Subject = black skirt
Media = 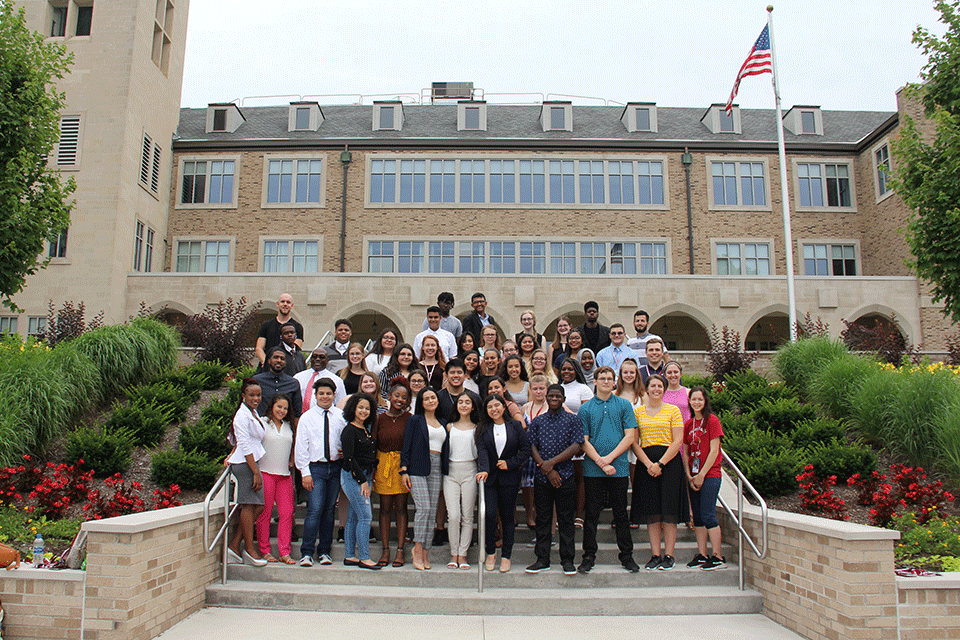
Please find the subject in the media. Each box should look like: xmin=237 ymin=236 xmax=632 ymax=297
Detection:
xmin=631 ymin=445 xmax=688 ymax=525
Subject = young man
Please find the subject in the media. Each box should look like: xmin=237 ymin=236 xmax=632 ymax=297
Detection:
xmin=526 ymin=384 xmax=584 ymax=575
xmin=576 ymin=301 xmax=610 ymax=354
xmin=295 ymin=378 xmax=345 ymax=567
xmin=324 ymin=319 xmax=352 ymax=374
xmin=437 ymin=359 xmax=481 ymax=420
xmin=421 ymin=292 xmax=462 ymax=339
xmin=254 ymin=293 xmax=303 ymax=369
xmin=253 ymin=347 xmax=303 ymax=424
xmin=461 ymin=292 xmax=496 ymax=344
xmin=577 ymin=366 xmax=639 ymax=573
xmin=639 ymin=337 xmax=667 ymax=384
xmin=414 ymin=306 xmax=458 ymax=362
xmin=279 ymin=324 xmax=307 ymax=376
xmin=595 ymin=323 xmax=637 ymax=374
xmin=294 ymin=348 xmax=347 ymax=412
xmin=626 ymin=310 xmax=661 ymax=366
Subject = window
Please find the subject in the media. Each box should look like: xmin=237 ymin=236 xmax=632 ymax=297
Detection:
xmin=490 ymin=242 xmax=516 ymax=274
xmin=399 ymin=160 xmax=426 ymax=203
xmin=519 ymin=242 xmax=546 ymax=274
xmin=797 ymin=162 xmax=851 ymax=208
xmin=180 ymin=159 xmax=235 ymax=205
xmin=295 ymin=107 xmax=310 ymax=130
xmin=428 ymin=241 xmax=455 ymax=273
xmin=212 ymin=109 xmax=227 ymax=132
xmin=429 ymin=160 xmax=455 ymax=203
xmin=459 ymin=160 xmax=485 ymax=203
xmin=719 ymin=110 xmax=734 ymax=132
xmin=28 ymin=317 xmax=46 ymax=337
xmin=368 ymin=241 xmax=394 ymax=273
xmin=140 ymin=135 xmax=153 ymax=188
xmin=175 ymin=240 xmax=230 ymax=273
xmin=578 ymin=161 xmax=604 ymax=204
xmin=263 ymin=240 xmax=319 ymax=273
xmin=637 ymin=161 xmax=664 ymax=205
xmin=144 ymin=228 xmax=154 ymax=272
xmin=397 ymin=242 xmax=424 ymax=273
xmin=549 ymin=161 xmax=575 ymax=204
xmin=489 ymin=160 xmax=515 ymax=203
xmin=580 ymin=242 xmax=607 ymax=274
xmin=458 ymin=242 xmax=484 ymax=274
xmin=464 ymin=107 xmax=480 ymax=130
xmin=803 ymin=243 xmax=856 ymax=276
xmin=550 ymin=107 xmax=565 ymax=130
xmin=151 ymin=0 xmax=174 ymax=74
xmin=267 ymin=159 xmax=322 ymax=204
xmin=608 ymin=161 xmax=634 ymax=204
xmin=638 ymin=242 xmax=667 ymax=274
xmin=711 ymin=161 xmax=766 ymax=207
xmin=550 ymin=242 xmax=576 ymax=274
xmin=48 ymin=228 xmax=67 ymax=259
xmin=519 ymin=160 xmax=546 ymax=203
xmin=636 ymin=107 xmax=651 ymax=131
xmin=379 ymin=106 xmax=394 ymax=130
xmin=134 ymin=221 xmax=144 ymax=271
xmin=50 ymin=4 xmax=67 ymax=37
xmin=801 ymin=111 xmax=816 ymax=134
xmin=75 ymin=4 xmax=92 ymax=36
xmin=875 ymin=144 xmax=891 ymax=197
xmin=716 ymin=242 xmax=770 ymax=276
xmin=57 ymin=115 xmax=80 ymax=166
xmin=0 ymin=317 xmax=17 ymax=334
xmin=370 ymin=159 xmax=396 ymax=203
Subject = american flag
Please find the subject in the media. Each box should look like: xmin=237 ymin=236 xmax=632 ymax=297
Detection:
xmin=725 ymin=25 xmax=772 ymax=114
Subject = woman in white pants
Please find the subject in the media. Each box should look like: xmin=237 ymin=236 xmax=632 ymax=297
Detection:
xmin=441 ymin=393 xmax=480 ymax=569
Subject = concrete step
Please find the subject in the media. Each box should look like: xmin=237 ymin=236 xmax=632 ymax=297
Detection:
xmin=206 ymin=581 xmax=762 ymax=615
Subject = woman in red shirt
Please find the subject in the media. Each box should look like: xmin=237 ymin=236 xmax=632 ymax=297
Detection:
xmin=682 ymin=386 xmax=725 ymax=571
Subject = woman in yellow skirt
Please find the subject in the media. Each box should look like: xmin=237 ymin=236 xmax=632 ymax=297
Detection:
xmin=373 ymin=380 xmax=412 ymax=567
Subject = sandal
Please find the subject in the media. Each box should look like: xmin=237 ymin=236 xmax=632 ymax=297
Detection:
xmin=278 ymin=555 xmax=296 ymax=565
xmin=393 ymin=548 xmax=405 ymax=568
xmin=378 ymin=548 xmax=391 ymax=568
xmin=262 ymin=553 xmax=278 ymax=563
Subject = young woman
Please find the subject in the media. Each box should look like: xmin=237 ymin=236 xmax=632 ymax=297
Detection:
xmin=476 ymin=394 xmax=531 ymax=573
xmin=683 ymin=386 xmax=726 ymax=570
xmin=662 ymin=362 xmax=691 ymax=423
xmin=407 ymin=369 xmax=428 ymax=414
xmin=366 ymin=328 xmax=398 ymax=375
xmin=517 ymin=333 xmax=538 ymax=372
xmin=255 ymin=393 xmax=296 ymax=564
xmin=520 ymin=374 xmax=550 ymax=531
xmin=339 ymin=342 xmax=369 ymax=395
xmin=501 ymin=340 xmax=519 ymax=359
xmin=226 ymin=379 xmax=267 ymax=567
xmin=500 ymin=354 xmax=530 ymax=405
xmin=338 ymin=371 xmax=386 ymax=413
xmin=547 ymin=315 xmax=572 ymax=367
xmin=557 ymin=357 xmax=594 ymax=413
xmin=631 ymin=374 xmax=686 ymax=571
xmin=514 ymin=310 xmax=545 ymax=352
xmin=462 ymin=350 xmax=481 ymax=394
xmin=374 ymin=382 xmax=411 ymax=567
xmin=401 ymin=387 xmax=446 ymax=570
xmin=528 ymin=349 xmax=558 ymax=384
xmin=481 ymin=376 xmax=524 ymax=422
xmin=441 ymin=393 xmax=480 ymax=570
xmin=458 ymin=332 xmax=477 ymax=356
xmin=339 ymin=393 xmax=381 ymax=570
xmin=577 ymin=348 xmax=597 ymax=388
xmin=479 ymin=347 xmax=502 ymax=382
xmin=379 ymin=343 xmax=421 ymax=401
xmin=554 ymin=328 xmax=585 ymax=372
xmin=616 ymin=359 xmax=646 ymax=497
xmin=418 ymin=334 xmax=446 ymax=391
xmin=480 ymin=325 xmax=501 ymax=354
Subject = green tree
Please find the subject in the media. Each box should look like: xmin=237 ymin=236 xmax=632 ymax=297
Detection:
xmin=0 ymin=0 xmax=74 ymax=312
xmin=893 ymin=1 xmax=960 ymax=322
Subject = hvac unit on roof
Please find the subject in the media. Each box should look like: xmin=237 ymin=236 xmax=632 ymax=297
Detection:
xmin=432 ymin=82 xmax=474 ymax=101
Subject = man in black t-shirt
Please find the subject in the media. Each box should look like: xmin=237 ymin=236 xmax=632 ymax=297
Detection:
xmin=255 ymin=293 xmax=304 ymax=369
xmin=577 ymin=300 xmax=610 ymax=354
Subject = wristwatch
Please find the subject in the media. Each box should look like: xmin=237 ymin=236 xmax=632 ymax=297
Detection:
xmin=656 ymin=461 xmax=665 ymax=470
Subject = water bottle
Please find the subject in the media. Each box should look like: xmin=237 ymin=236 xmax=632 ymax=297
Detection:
xmin=32 ymin=534 xmax=44 ymax=565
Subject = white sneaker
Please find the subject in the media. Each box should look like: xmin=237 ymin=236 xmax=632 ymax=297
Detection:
xmin=318 ymin=554 xmax=334 ymax=565
xmin=299 ymin=555 xmax=314 ymax=567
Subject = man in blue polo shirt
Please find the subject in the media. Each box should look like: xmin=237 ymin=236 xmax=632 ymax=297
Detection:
xmin=577 ymin=366 xmax=639 ymax=573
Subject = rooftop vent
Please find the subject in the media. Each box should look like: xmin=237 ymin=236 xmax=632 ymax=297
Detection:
xmin=432 ymin=82 xmax=474 ymax=101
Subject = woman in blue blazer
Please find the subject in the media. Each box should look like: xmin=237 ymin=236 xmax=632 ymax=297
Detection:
xmin=475 ymin=393 xmax=530 ymax=573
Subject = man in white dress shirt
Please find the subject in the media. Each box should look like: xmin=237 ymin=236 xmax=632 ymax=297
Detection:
xmin=413 ymin=306 xmax=458 ymax=362
xmin=294 ymin=349 xmax=347 ymax=413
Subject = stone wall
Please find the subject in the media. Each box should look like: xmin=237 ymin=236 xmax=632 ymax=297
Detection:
xmin=0 ymin=568 xmax=84 ymax=640
xmin=898 ymin=576 xmax=960 ymax=640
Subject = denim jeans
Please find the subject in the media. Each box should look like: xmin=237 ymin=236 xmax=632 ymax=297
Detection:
xmin=341 ymin=468 xmax=373 ymax=561
xmin=690 ymin=476 xmax=721 ymax=529
xmin=300 ymin=461 xmax=341 ymax=559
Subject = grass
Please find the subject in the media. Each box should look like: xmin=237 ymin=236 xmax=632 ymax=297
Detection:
xmin=772 ymin=337 xmax=849 ymax=399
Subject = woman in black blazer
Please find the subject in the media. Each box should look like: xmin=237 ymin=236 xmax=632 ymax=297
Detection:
xmin=475 ymin=393 xmax=530 ymax=573
xmin=400 ymin=387 xmax=446 ymax=570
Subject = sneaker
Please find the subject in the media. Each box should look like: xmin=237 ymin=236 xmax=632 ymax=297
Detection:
xmin=657 ymin=555 xmax=675 ymax=571
xmin=337 ymin=527 xmax=345 ymax=543
xmin=687 ymin=553 xmax=708 ymax=568
xmin=577 ymin=557 xmax=595 ymax=574
xmin=299 ymin=555 xmax=313 ymax=567
xmin=525 ymin=559 xmax=551 ymax=574
xmin=622 ymin=558 xmax=641 ymax=573
xmin=526 ymin=535 xmax=537 ymax=548
xmin=562 ymin=562 xmax=577 ymax=576
xmin=644 ymin=555 xmax=662 ymax=570
xmin=318 ymin=554 xmax=334 ymax=565
xmin=702 ymin=555 xmax=726 ymax=571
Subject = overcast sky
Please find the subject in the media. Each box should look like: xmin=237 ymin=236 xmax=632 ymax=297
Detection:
xmin=180 ymin=1 xmax=945 ymax=113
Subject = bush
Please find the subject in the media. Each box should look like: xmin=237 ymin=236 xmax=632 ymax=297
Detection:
xmin=736 ymin=448 xmax=803 ymax=497
xmin=809 ymin=352 xmax=878 ymax=421
xmin=892 ymin=511 xmax=960 ymax=564
xmin=790 ymin=417 xmax=846 ymax=449
xmin=66 ymin=426 xmax=135 ymax=477
xmin=716 ymin=411 xmax=754 ymax=437
xmin=199 ymin=397 xmax=237 ymax=432
xmin=706 ymin=325 xmax=757 ymax=382
xmin=151 ymin=450 xmax=222 ymax=491
xmin=157 ymin=369 xmax=205 ymax=399
xmin=104 ymin=400 xmax=174 ymax=447
xmin=710 ymin=388 xmax=735 ymax=415
xmin=680 ymin=374 xmax=714 ymax=391
xmin=43 ymin=300 xmax=104 ymax=348
xmin=73 ymin=324 xmax=166 ymax=395
xmin=722 ymin=369 xmax=768 ymax=399
xmin=130 ymin=317 xmax=180 ymax=376
xmin=723 ymin=424 xmax=790 ymax=461
xmin=735 ymin=382 xmax=795 ymax=412
xmin=178 ymin=297 xmax=262 ymax=368
xmin=179 ymin=418 xmax=231 ymax=461
xmin=772 ymin=337 xmax=849 ymax=399
xmin=225 ymin=367 xmax=256 ymax=406
xmin=185 ymin=361 xmax=230 ymax=390
xmin=841 ymin=314 xmax=920 ymax=367
xmin=126 ymin=382 xmax=195 ymax=422
xmin=848 ymin=366 xmax=899 ymax=446
xmin=803 ymin=438 xmax=876 ymax=482
xmin=750 ymin=397 xmax=817 ymax=435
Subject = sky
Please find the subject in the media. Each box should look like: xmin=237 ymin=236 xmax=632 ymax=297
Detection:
xmin=180 ymin=0 xmax=947 ymax=113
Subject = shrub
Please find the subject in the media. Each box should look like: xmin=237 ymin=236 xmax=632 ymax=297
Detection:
xmin=772 ymin=337 xmax=848 ymax=399
xmin=840 ymin=314 xmax=920 ymax=367
xmin=130 ymin=317 xmax=180 ymax=375
xmin=848 ymin=366 xmax=899 ymax=446
xmin=83 ymin=474 xmax=146 ymax=519
xmin=185 ymin=361 xmax=230 ymax=390
xmin=151 ymin=450 xmax=222 ymax=491
xmin=809 ymin=352 xmax=878 ymax=421
xmin=158 ymin=369 xmax=205 ymax=399
xmin=735 ymin=382 xmax=795 ymax=412
xmin=126 ymin=382 xmax=194 ymax=422
xmin=855 ymin=464 xmax=956 ymax=527
xmin=73 ymin=324 xmax=161 ymax=395
xmin=710 ymin=387 xmax=735 ymax=415
xmin=722 ymin=369 xmax=768 ymax=399
xmin=736 ymin=448 xmax=802 ymax=497
xmin=152 ymin=484 xmax=183 ymax=510
xmin=716 ymin=411 xmax=754 ymax=437
xmin=178 ymin=297 xmax=262 ymax=367
xmin=803 ymin=438 xmax=876 ymax=483
xmin=938 ymin=403 xmax=960 ymax=481
xmin=723 ymin=424 xmax=790 ymax=461
xmin=794 ymin=313 xmax=831 ymax=340
xmin=179 ymin=418 xmax=231 ymax=461
xmin=796 ymin=465 xmax=848 ymax=520
xmin=947 ymin=331 xmax=960 ymax=367
xmin=892 ymin=511 xmax=960 ymax=563
xmin=66 ymin=426 xmax=135 ymax=477
xmin=790 ymin=417 xmax=846 ymax=449
xmin=750 ymin=397 xmax=816 ymax=435
xmin=199 ymin=397 xmax=237 ymax=432
xmin=224 ymin=366 xmax=256 ymax=406
xmin=43 ymin=300 xmax=104 ymax=348
xmin=706 ymin=325 xmax=757 ymax=382
xmin=104 ymin=400 xmax=174 ymax=447
xmin=680 ymin=374 xmax=714 ymax=391
xmin=25 ymin=462 xmax=93 ymax=519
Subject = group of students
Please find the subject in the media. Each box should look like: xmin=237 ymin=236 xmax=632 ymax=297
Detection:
xmin=225 ymin=296 xmax=726 ymax=575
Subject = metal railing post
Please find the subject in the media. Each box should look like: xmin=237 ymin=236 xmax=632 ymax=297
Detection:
xmin=477 ymin=478 xmax=485 ymax=593
xmin=716 ymin=451 xmax=768 ymax=593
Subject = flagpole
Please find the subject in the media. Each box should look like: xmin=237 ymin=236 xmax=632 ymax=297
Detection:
xmin=766 ymin=5 xmax=798 ymax=341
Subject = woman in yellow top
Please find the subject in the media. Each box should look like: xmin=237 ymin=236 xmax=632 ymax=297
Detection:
xmin=631 ymin=373 xmax=687 ymax=571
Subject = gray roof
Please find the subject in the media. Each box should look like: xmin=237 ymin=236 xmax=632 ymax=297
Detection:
xmin=175 ymin=104 xmax=896 ymax=151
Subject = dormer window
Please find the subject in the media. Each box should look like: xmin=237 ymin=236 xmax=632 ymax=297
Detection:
xmin=457 ymin=101 xmax=487 ymax=131
xmin=621 ymin=103 xmax=658 ymax=132
xmin=373 ymin=102 xmax=403 ymax=131
xmin=289 ymin=102 xmax=323 ymax=132
xmin=213 ymin=109 xmax=226 ymax=131
xmin=295 ymin=107 xmax=310 ymax=130
xmin=783 ymin=106 xmax=823 ymax=135
xmin=205 ymin=103 xmax=244 ymax=133
xmin=541 ymin=101 xmax=572 ymax=132
xmin=701 ymin=104 xmax=741 ymax=134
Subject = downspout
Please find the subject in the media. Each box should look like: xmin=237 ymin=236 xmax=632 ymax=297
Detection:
xmin=682 ymin=148 xmax=694 ymax=274
xmin=339 ymin=146 xmax=352 ymax=273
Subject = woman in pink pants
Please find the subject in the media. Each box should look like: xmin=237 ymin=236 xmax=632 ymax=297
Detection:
xmin=256 ymin=393 xmax=296 ymax=563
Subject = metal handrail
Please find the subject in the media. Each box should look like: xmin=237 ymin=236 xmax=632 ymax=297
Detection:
xmin=477 ymin=477 xmax=486 ymax=593
xmin=717 ymin=450 xmax=768 ymax=590
xmin=203 ymin=467 xmax=240 ymax=585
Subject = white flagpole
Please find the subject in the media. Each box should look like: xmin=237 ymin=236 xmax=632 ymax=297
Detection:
xmin=766 ymin=5 xmax=798 ymax=341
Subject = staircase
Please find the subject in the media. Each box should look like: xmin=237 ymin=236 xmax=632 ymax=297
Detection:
xmin=206 ymin=503 xmax=763 ymax=616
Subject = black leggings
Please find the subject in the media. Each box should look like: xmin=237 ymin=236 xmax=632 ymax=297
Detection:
xmin=483 ymin=480 xmax=520 ymax=558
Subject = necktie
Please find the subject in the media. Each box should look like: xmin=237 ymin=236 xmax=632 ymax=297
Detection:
xmin=302 ymin=371 xmax=317 ymax=414
xmin=323 ymin=410 xmax=331 ymax=462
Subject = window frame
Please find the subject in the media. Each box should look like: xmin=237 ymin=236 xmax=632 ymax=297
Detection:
xmin=173 ymin=237 xmax=234 ymax=273
xmin=0 ymin=317 xmax=18 ymax=335
xmin=711 ymin=239 xmax=775 ymax=276
xmin=175 ymin=155 xmax=240 ymax=209
xmin=27 ymin=316 xmax=46 ymax=337
xmin=797 ymin=239 xmax=861 ymax=277
xmin=872 ymin=140 xmax=894 ymax=202
xmin=705 ymin=156 xmax=771 ymax=211
xmin=261 ymin=153 xmax=327 ymax=207
xmin=792 ymin=158 xmax=856 ymax=212
xmin=259 ymin=236 xmax=323 ymax=273
xmin=48 ymin=228 xmax=68 ymax=260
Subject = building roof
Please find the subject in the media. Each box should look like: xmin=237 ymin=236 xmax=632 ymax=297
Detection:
xmin=175 ymin=103 xmax=896 ymax=152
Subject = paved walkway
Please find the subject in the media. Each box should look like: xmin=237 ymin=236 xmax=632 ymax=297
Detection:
xmin=155 ymin=608 xmax=806 ymax=640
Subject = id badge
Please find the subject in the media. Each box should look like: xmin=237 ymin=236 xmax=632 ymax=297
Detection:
xmin=691 ymin=457 xmax=700 ymax=475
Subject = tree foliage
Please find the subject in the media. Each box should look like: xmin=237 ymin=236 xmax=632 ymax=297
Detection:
xmin=0 ymin=1 xmax=74 ymax=312
xmin=892 ymin=1 xmax=960 ymax=322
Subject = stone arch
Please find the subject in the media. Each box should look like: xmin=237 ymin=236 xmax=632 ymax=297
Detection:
xmin=845 ymin=304 xmax=915 ymax=344
xmin=649 ymin=303 xmax=711 ymax=351
xmin=147 ymin=300 xmax=192 ymax=327
xmin=454 ymin=303 xmax=511 ymax=342
xmin=330 ymin=301 xmax=407 ymax=348
xmin=539 ymin=303 xmax=588 ymax=346
xmin=742 ymin=304 xmax=790 ymax=351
